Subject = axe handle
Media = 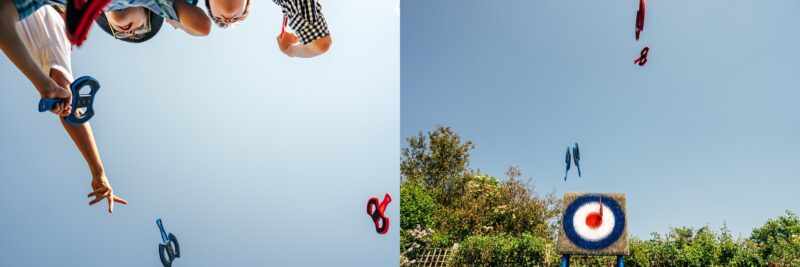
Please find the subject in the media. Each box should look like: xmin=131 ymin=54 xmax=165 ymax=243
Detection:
xmin=157 ymin=219 xmax=169 ymax=243
xmin=38 ymin=98 xmax=66 ymax=112
xmin=281 ymin=16 xmax=288 ymax=37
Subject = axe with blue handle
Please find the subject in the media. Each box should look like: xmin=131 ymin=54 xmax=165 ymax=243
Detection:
xmin=564 ymin=147 xmax=572 ymax=181
xmin=38 ymin=76 xmax=99 ymax=126
xmin=156 ymin=218 xmax=180 ymax=267
xmin=572 ymin=143 xmax=581 ymax=177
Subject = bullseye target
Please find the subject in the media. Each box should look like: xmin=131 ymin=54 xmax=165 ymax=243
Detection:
xmin=558 ymin=193 xmax=629 ymax=256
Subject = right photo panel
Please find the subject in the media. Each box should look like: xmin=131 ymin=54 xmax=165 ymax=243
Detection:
xmin=401 ymin=0 xmax=800 ymax=266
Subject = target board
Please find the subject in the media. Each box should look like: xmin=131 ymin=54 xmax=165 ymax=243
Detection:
xmin=557 ymin=192 xmax=629 ymax=255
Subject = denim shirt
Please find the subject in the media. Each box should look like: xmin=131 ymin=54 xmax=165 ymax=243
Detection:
xmin=12 ymin=0 xmax=65 ymax=20
xmin=105 ymin=0 xmax=195 ymax=22
xmin=12 ymin=0 xmax=196 ymax=21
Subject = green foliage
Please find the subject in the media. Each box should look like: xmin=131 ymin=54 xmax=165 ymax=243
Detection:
xmin=434 ymin=171 xmax=560 ymax=241
xmin=497 ymin=167 xmax=561 ymax=239
xmin=429 ymin=229 xmax=456 ymax=248
xmin=731 ymin=240 xmax=763 ymax=267
xmin=566 ymin=255 xmax=618 ymax=267
xmin=399 ymin=181 xmax=437 ymax=229
xmin=449 ymin=234 xmax=558 ymax=267
xmin=435 ymin=174 xmax=503 ymax=240
xmin=401 ymin=126 xmax=474 ymax=206
xmin=400 ymin=126 xmax=800 ymax=266
xmin=622 ymin=217 xmax=800 ymax=267
xmin=400 ymin=126 xmax=561 ymax=265
xmin=750 ymin=211 xmax=800 ymax=266
xmin=623 ymin=226 xmax=736 ymax=267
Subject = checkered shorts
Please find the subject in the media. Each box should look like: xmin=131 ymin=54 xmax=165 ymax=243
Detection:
xmin=273 ymin=0 xmax=330 ymax=44
xmin=12 ymin=0 xmax=65 ymax=20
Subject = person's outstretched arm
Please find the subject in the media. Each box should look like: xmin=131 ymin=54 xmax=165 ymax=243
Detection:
xmin=50 ymin=70 xmax=127 ymax=213
xmin=0 ymin=0 xmax=71 ymax=114
xmin=168 ymin=0 xmax=210 ymax=36
xmin=277 ymin=33 xmax=331 ymax=58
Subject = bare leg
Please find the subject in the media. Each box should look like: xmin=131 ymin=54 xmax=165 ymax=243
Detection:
xmin=0 ymin=0 xmax=70 ymax=104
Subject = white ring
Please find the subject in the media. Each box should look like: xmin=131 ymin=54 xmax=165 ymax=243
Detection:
xmin=572 ymin=202 xmax=615 ymax=241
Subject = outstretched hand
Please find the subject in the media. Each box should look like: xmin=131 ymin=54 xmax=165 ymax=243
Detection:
xmin=88 ymin=174 xmax=127 ymax=213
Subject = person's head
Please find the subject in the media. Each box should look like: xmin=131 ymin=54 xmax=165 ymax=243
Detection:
xmin=205 ymin=0 xmax=251 ymax=28
xmin=95 ymin=8 xmax=163 ymax=43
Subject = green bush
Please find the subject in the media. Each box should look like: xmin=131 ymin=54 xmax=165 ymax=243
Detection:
xmin=430 ymin=230 xmax=455 ymax=248
xmin=450 ymin=234 xmax=557 ymax=266
xmin=622 ymin=217 xmax=800 ymax=267
xmin=622 ymin=227 xmax=737 ymax=267
xmin=400 ymin=181 xmax=437 ymax=229
xmin=750 ymin=211 xmax=800 ymax=266
xmin=441 ymin=218 xmax=798 ymax=267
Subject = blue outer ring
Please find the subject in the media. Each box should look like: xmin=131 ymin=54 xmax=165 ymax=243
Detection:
xmin=563 ymin=194 xmax=625 ymax=250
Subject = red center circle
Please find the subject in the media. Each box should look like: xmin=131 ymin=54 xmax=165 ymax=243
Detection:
xmin=585 ymin=212 xmax=603 ymax=229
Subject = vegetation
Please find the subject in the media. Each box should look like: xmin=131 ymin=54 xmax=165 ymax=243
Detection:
xmin=400 ymin=125 xmax=800 ymax=266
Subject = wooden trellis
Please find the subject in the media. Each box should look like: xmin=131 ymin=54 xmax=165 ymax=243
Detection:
xmin=411 ymin=248 xmax=451 ymax=267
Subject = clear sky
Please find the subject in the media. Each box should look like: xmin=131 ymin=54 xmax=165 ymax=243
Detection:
xmin=402 ymin=0 xmax=800 ymax=239
xmin=0 ymin=1 xmax=398 ymax=266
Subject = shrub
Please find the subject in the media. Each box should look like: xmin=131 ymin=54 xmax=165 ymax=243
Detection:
xmin=750 ymin=211 xmax=800 ymax=266
xmin=400 ymin=181 xmax=437 ymax=229
xmin=449 ymin=234 xmax=557 ymax=266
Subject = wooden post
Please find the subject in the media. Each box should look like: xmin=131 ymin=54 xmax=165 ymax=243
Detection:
xmin=544 ymin=243 xmax=550 ymax=265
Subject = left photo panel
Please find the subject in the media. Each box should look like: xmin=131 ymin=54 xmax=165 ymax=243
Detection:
xmin=0 ymin=0 xmax=399 ymax=266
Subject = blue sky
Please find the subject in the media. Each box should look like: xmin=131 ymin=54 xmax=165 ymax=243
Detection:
xmin=402 ymin=0 xmax=800 ymax=238
xmin=0 ymin=1 xmax=398 ymax=266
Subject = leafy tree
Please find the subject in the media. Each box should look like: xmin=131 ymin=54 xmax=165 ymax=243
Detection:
xmin=497 ymin=166 xmax=560 ymax=239
xmin=401 ymin=126 xmax=474 ymax=206
xmin=750 ymin=211 xmax=800 ymax=266
xmin=400 ymin=126 xmax=561 ymax=264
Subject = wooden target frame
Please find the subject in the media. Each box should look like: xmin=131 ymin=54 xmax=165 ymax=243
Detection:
xmin=557 ymin=192 xmax=629 ymax=256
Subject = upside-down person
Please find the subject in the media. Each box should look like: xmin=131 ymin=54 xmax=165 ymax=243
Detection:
xmin=0 ymin=2 xmax=127 ymax=213
xmin=202 ymin=0 xmax=332 ymax=58
xmin=273 ymin=0 xmax=332 ymax=57
xmin=94 ymin=0 xmax=211 ymax=43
